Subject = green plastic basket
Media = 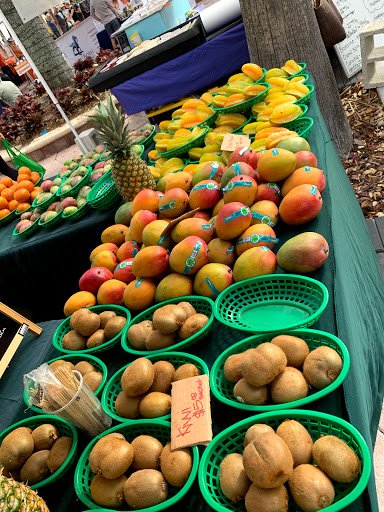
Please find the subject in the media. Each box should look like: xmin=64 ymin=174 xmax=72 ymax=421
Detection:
xmin=122 ymin=296 xmax=215 ymax=356
xmin=31 ymin=191 xmax=57 ymax=210
xmin=158 ymin=126 xmax=210 ymax=159
xmin=38 ymin=210 xmax=64 ymax=229
xmin=198 ymin=409 xmax=371 ymax=512
xmin=74 ymin=419 xmax=199 ymax=511
xmin=12 ymin=217 xmax=40 ymax=238
xmin=61 ymin=201 xmax=90 ymax=221
xmin=87 ymin=171 xmax=121 ymax=211
xmin=52 ymin=304 xmax=131 ymax=355
xmin=198 ymin=110 xmax=219 ymax=127
xmin=57 ymin=166 xmax=91 ymax=199
xmin=102 ymin=351 xmax=209 ymax=423
xmin=214 ymin=274 xmax=328 ymax=333
xmin=284 ymin=116 xmax=314 ymax=139
xmin=0 ymin=209 xmax=15 ymax=227
xmin=210 ymin=328 xmax=350 ymax=412
xmin=0 ymin=415 xmax=78 ymax=491
xmin=211 ymin=82 xmax=270 ymax=115
xmin=286 ymin=62 xmax=307 ymax=78
xmin=294 ymin=84 xmax=314 ymax=105
xmin=23 ymin=353 xmax=108 ymax=414
xmin=140 ymin=125 xmax=157 ymax=147
xmin=14 ymin=203 xmax=33 ymax=216
xmin=231 ymin=115 xmax=254 ymax=134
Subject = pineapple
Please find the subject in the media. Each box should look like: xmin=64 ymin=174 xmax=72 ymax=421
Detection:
xmin=90 ymin=94 xmax=156 ymax=201
xmin=0 ymin=472 xmax=49 ymax=511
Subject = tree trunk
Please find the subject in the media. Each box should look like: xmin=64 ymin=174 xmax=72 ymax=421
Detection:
xmin=0 ymin=0 xmax=73 ymax=90
xmin=239 ymin=0 xmax=352 ymax=158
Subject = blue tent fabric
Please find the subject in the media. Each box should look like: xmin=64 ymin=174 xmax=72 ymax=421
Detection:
xmin=112 ymin=23 xmax=250 ymax=114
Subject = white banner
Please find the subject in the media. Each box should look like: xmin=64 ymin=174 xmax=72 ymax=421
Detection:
xmin=11 ymin=0 xmax=59 ymax=23
xmin=55 ymin=17 xmax=101 ymax=66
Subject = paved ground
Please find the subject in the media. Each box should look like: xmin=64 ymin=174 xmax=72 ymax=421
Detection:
xmin=39 ymin=144 xmax=81 ymax=179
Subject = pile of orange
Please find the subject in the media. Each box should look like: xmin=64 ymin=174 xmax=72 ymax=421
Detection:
xmin=0 ymin=166 xmax=42 ymax=219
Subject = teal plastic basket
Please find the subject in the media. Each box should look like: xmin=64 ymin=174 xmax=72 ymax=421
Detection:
xmin=211 ymin=82 xmax=270 ymax=115
xmin=31 ymin=191 xmax=57 ymax=210
xmin=0 ymin=415 xmax=78 ymax=491
xmin=158 ymin=126 xmax=210 ymax=159
xmin=294 ymin=84 xmax=314 ymax=105
xmin=198 ymin=110 xmax=219 ymax=127
xmin=23 ymin=353 xmax=108 ymax=414
xmin=74 ymin=420 xmax=199 ymax=511
xmin=284 ymin=116 xmax=314 ymax=139
xmin=140 ymin=125 xmax=156 ymax=147
xmin=210 ymin=328 xmax=350 ymax=412
xmin=61 ymin=201 xmax=90 ymax=221
xmin=38 ymin=210 xmax=64 ymax=229
xmin=87 ymin=171 xmax=121 ymax=211
xmin=52 ymin=304 xmax=131 ymax=354
xmin=122 ymin=296 xmax=215 ymax=356
xmin=0 ymin=209 xmax=15 ymax=227
xmin=198 ymin=409 xmax=371 ymax=512
xmin=102 ymin=351 xmax=209 ymax=423
xmin=12 ymin=217 xmax=40 ymax=238
xmin=214 ymin=274 xmax=329 ymax=333
xmin=57 ymin=167 xmax=91 ymax=199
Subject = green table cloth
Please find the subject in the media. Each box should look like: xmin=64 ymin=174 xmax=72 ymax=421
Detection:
xmin=0 ymin=90 xmax=383 ymax=512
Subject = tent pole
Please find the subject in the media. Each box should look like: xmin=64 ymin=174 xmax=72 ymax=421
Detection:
xmin=0 ymin=9 xmax=88 ymax=153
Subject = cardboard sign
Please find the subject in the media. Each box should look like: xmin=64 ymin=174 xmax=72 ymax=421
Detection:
xmin=171 ymin=374 xmax=212 ymax=449
xmin=221 ymin=134 xmax=251 ymax=152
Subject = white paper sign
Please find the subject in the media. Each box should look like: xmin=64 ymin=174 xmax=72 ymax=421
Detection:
xmin=55 ymin=18 xmax=101 ymax=66
xmin=11 ymin=0 xmax=59 ymax=23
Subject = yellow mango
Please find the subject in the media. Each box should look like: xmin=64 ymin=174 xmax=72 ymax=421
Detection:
xmin=211 ymin=95 xmax=228 ymax=108
xmin=200 ymin=92 xmax=214 ymax=105
xmin=172 ymin=108 xmax=185 ymax=119
xmin=269 ymin=103 xmax=303 ymax=124
xmin=265 ymin=68 xmax=289 ymax=79
xmin=281 ymin=59 xmax=303 ymax=76
xmin=250 ymin=138 xmax=267 ymax=151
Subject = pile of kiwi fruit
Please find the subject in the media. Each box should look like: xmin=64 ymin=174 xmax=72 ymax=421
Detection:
xmin=223 ymin=334 xmax=343 ymax=405
xmin=115 ymin=357 xmax=202 ymax=419
xmin=127 ymin=301 xmax=209 ymax=351
xmin=0 ymin=423 xmax=72 ymax=485
xmin=62 ymin=309 xmax=127 ymax=351
xmin=219 ymin=419 xmax=361 ymax=512
xmin=49 ymin=359 xmax=103 ymax=393
xmin=88 ymin=431 xmax=193 ymax=509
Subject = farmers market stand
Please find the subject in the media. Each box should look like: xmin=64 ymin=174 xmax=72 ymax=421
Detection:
xmin=0 ymin=93 xmax=383 ymax=510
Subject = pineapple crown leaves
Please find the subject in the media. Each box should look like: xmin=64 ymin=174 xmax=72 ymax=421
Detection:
xmin=89 ymin=93 xmax=134 ymax=158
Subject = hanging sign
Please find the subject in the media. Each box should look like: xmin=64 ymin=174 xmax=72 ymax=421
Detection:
xmin=10 ymin=0 xmax=59 ymax=23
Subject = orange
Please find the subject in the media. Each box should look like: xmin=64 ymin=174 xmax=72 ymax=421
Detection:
xmin=30 ymin=190 xmax=39 ymax=201
xmin=0 ymin=208 xmax=10 ymax=218
xmin=1 ymin=188 xmax=14 ymax=201
xmin=30 ymin=172 xmax=41 ymax=184
xmin=16 ymin=202 xmax=30 ymax=213
xmin=18 ymin=180 xmax=34 ymax=193
xmin=63 ymin=291 xmax=97 ymax=317
xmin=17 ymin=174 xmax=30 ymax=183
xmin=8 ymin=199 xmax=18 ymax=211
xmin=0 ymin=176 xmax=13 ymax=187
xmin=0 ymin=184 xmax=6 ymax=193
xmin=14 ymin=188 xmax=30 ymax=203
xmin=0 ymin=197 xmax=8 ymax=209
xmin=18 ymin=166 xmax=31 ymax=175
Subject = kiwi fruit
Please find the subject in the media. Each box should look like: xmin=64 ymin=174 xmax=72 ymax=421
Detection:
xmin=49 ymin=360 xmax=74 ymax=373
xmin=47 ymin=436 xmax=72 ymax=473
xmin=89 ymin=433 xmax=126 ymax=473
xmin=131 ymin=435 xmax=163 ymax=470
xmin=242 ymin=432 xmax=293 ymax=488
xmin=93 ymin=438 xmax=133 ymax=479
xmin=73 ymin=361 xmax=95 ymax=375
xmin=312 ymin=435 xmax=360 ymax=483
xmin=123 ymin=469 xmax=168 ymax=509
xmin=121 ymin=358 xmax=154 ymax=397
xmin=288 ymin=464 xmax=335 ymax=512
xmin=115 ymin=392 xmax=142 ymax=419
xmin=145 ymin=330 xmax=176 ymax=350
xmin=233 ymin=379 xmax=269 ymax=405
xmin=99 ymin=310 xmax=117 ymax=329
xmin=245 ymin=483 xmax=288 ymax=512
xmin=303 ymin=346 xmax=342 ymax=389
xmin=160 ymin=442 xmax=193 ymax=487
xmin=178 ymin=313 xmax=209 ymax=340
xmin=178 ymin=301 xmax=197 ymax=318
xmin=153 ymin=305 xmax=187 ymax=334
xmin=62 ymin=330 xmax=87 ymax=351
xmin=83 ymin=371 xmax=103 ymax=392
xmin=149 ymin=361 xmax=176 ymax=393
xmin=127 ymin=320 xmax=154 ymax=349
xmin=173 ymin=364 xmax=200 ymax=381
xmin=0 ymin=427 xmax=34 ymax=471
xmin=276 ymin=420 xmax=313 ymax=467
xmin=104 ymin=316 xmax=127 ymax=340
xmin=32 ymin=424 xmax=58 ymax=450
xmin=219 ymin=452 xmax=251 ymax=502
xmin=270 ymin=367 xmax=309 ymax=404
xmin=90 ymin=474 xmax=126 ymax=508
xmin=224 ymin=353 xmax=245 ymax=383
xmin=70 ymin=309 xmax=100 ymax=337
xmin=271 ymin=335 xmax=310 ymax=369
xmin=87 ymin=329 xmax=106 ymax=348
xmin=20 ymin=450 xmax=50 ymax=485
xmin=244 ymin=424 xmax=275 ymax=447
xmin=241 ymin=344 xmax=287 ymax=387
xmin=139 ymin=392 xmax=172 ymax=418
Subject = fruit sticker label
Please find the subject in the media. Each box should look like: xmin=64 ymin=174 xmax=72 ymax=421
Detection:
xmin=224 ymin=207 xmax=250 ymax=223
xmin=159 ymin=200 xmax=176 ymax=211
xmin=310 ymin=185 xmax=318 ymax=195
xmin=205 ymin=277 xmax=220 ymax=298
xmin=192 ymin=183 xmax=220 ymax=192
xmin=239 ymin=146 xmax=250 ymax=156
xmin=267 ymin=183 xmax=281 ymax=195
xmin=271 ymin=148 xmax=279 ymax=156
xmin=226 ymin=246 xmax=235 ymax=254
xmin=251 ymin=211 xmax=276 ymax=226
xmin=221 ymin=134 xmax=251 ymax=152
xmin=223 ymin=181 xmax=253 ymax=192
xmin=183 ymin=241 xmax=202 ymax=274
xmin=117 ymin=260 xmax=132 ymax=269
xmin=209 ymin=162 xmax=220 ymax=179
xmin=232 ymin=162 xmax=242 ymax=175
xmin=236 ymin=234 xmax=279 ymax=246
xmin=304 ymin=166 xmax=311 ymax=172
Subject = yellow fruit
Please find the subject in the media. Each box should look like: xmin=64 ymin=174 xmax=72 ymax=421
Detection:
xmin=250 ymin=138 xmax=267 ymax=152
xmin=174 ymin=128 xmax=194 ymax=139
xmin=200 ymin=153 xmax=224 ymax=164
xmin=149 ymin=166 xmax=161 ymax=179
xmin=161 ymin=158 xmax=185 ymax=173
xmin=266 ymin=95 xmax=297 ymax=108
xmin=257 ymin=106 xmax=274 ymax=122
xmin=202 ymin=144 xmax=221 ymax=154
xmin=265 ymin=131 xmax=298 ymax=149
xmin=166 ymin=137 xmax=191 ymax=151
xmin=167 ymin=120 xmax=182 ymax=133
xmin=251 ymin=102 xmax=267 ymax=115
xmin=269 ymin=104 xmax=303 ymax=124
xmin=159 ymin=120 xmax=171 ymax=131
xmin=155 ymin=158 xmax=167 ymax=169
xmin=228 ymin=72 xmax=252 ymax=83
xmin=256 ymin=127 xmax=290 ymax=140
xmin=215 ymin=113 xmax=247 ymax=128
xmin=242 ymin=63 xmax=264 ymax=81
xmin=183 ymin=163 xmax=199 ymax=175
xmin=155 ymin=140 xmax=169 ymax=153
xmin=200 ymin=92 xmax=214 ymax=104
xmin=265 ymin=68 xmax=289 ymax=79
xmin=281 ymin=59 xmax=303 ymax=75
xmin=243 ymin=121 xmax=271 ymax=135
xmin=267 ymin=77 xmax=290 ymax=88
xmin=188 ymin=147 xmax=203 ymax=161
xmin=285 ymin=82 xmax=310 ymax=98
xmin=289 ymin=76 xmax=306 ymax=83
xmin=148 ymin=149 xmax=160 ymax=161
xmin=172 ymin=108 xmax=185 ymax=119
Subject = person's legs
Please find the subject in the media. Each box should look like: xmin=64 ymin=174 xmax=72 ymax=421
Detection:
xmin=0 ymin=156 xmax=17 ymax=180
xmin=104 ymin=17 xmax=121 ymax=36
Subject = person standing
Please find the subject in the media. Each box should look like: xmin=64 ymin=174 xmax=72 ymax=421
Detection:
xmin=55 ymin=8 xmax=68 ymax=33
xmin=0 ymin=77 xmax=22 ymax=106
xmin=45 ymin=13 xmax=61 ymax=39
xmin=90 ymin=0 xmax=121 ymax=38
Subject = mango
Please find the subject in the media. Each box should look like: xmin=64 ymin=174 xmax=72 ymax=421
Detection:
xmin=295 ymin=150 xmax=318 ymax=169
xmin=169 ymin=236 xmax=209 ymax=275
xmin=163 ymin=171 xmax=193 ymax=192
xmin=123 ymin=278 xmax=156 ymax=311
xmin=223 ymin=175 xmax=258 ymax=206
xmin=158 ymin=188 xmax=189 ymax=218
xmin=257 ymin=148 xmax=296 ymax=182
xmin=221 ymin=162 xmax=257 ymax=188
xmin=277 ymin=137 xmax=310 ymax=153
xmin=242 ymin=63 xmax=264 ymax=81
xmin=254 ymin=183 xmax=281 ymax=205
xmin=250 ymin=200 xmax=279 ymax=227
xmin=142 ymin=220 xmax=170 ymax=248
xmin=189 ymin=179 xmax=222 ymax=210
xmin=192 ymin=162 xmax=223 ymax=186
xmin=216 ymin=202 xmax=252 ymax=240
xmin=194 ymin=263 xmax=233 ymax=299
xmin=277 ymin=232 xmax=329 ymax=273
xmin=131 ymin=189 xmax=161 ymax=215
xmin=281 ymin=166 xmax=326 ymax=197
xmin=155 ymin=273 xmax=193 ymax=302
xmin=212 ymin=198 xmax=225 ymax=216
xmin=236 ymin=224 xmax=278 ymax=255
xmin=208 ymin=238 xmax=236 ymax=266
xmin=233 ymin=246 xmax=277 ymax=282
xmin=130 ymin=210 xmax=157 ymax=243
xmin=131 ymin=246 xmax=169 ymax=278
xmin=279 ymin=184 xmax=323 ymax=225
xmin=171 ymin=217 xmax=213 ymax=244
